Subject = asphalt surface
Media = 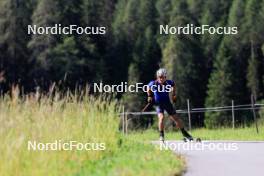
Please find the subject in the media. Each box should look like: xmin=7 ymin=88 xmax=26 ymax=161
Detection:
xmin=153 ymin=140 xmax=264 ymax=176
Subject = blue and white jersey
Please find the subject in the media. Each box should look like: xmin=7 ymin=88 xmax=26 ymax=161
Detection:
xmin=147 ymin=80 xmax=174 ymax=103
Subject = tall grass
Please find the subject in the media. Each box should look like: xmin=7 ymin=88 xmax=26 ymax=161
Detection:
xmin=0 ymin=86 xmax=185 ymax=176
xmin=0 ymin=86 xmax=120 ymax=176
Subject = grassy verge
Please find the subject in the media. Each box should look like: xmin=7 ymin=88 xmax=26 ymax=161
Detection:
xmin=0 ymin=88 xmax=185 ymax=176
xmin=129 ymin=125 xmax=264 ymax=141
xmin=77 ymin=137 xmax=185 ymax=176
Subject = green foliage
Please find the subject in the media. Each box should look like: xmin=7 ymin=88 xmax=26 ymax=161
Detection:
xmin=0 ymin=0 xmax=32 ymax=84
xmin=117 ymin=0 xmax=161 ymax=113
xmin=123 ymin=63 xmax=145 ymax=112
xmin=244 ymin=0 xmax=264 ymax=99
xmin=0 ymin=89 xmax=185 ymax=176
xmin=205 ymin=0 xmax=264 ymax=127
xmin=259 ymin=100 xmax=264 ymax=124
xmin=205 ymin=41 xmax=234 ymax=128
xmin=200 ymin=0 xmax=232 ymax=60
xmin=28 ymin=0 xmax=60 ymax=73
xmin=161 ymin=0 xmax=207 ymax=110
xmin=1 ymin=0 xmax=264 ymax=128
xmin=247 ymin=51 xmax=261 ymax=99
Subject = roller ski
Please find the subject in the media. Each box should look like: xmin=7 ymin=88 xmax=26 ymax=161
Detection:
xmin=183 ymin=137 xmax=201 ymax=142
xmin=159 ymin=136 xmax=165 ymax=143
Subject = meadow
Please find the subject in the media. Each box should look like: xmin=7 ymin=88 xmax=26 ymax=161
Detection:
xmin=1 ymin=86 xmax=263 ymax=176
xmin=0 ymin=87 xmax=184 ymax=176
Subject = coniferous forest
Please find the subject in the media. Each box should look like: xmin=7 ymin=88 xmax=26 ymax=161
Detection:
xmin=0 ymin=0 xmax=264 ymax=128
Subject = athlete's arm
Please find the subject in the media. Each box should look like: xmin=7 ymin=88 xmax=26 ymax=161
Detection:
xmin=171 ymin=82 xmax=177 ymax=102
xmin=147 ymin=86 xmax=153 ymax=103
xmin=172 ymin=84 xmax=176 ymax=96
xmin=147 ymin=87 xmax=153 ymax=97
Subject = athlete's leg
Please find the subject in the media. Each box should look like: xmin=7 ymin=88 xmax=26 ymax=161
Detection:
xmin=169 ymin=114 xmax=183 ymax=128
xmin=165 ymin=102 xmax=193 ymax=140
xmin=156 ymin=104 xmax=165 ymax=141
xmin=170 ymin=114 xmax=193 ymax=139
xmin=158 ymin=113 xmax=165 ymax=134
xmin=158 ymin=113 xmax=165 ymax=141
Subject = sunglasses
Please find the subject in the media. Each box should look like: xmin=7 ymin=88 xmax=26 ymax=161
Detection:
xmin=158 ymin=76 xmax=166 ymax=79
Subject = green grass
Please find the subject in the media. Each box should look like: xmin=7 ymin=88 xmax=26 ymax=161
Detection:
xmin=77 ymin=137 xmax=185 ymax=176
xmin=0 ymin=87 xmax=185 ymax=176
xmin=3 ymin=87 xmax=261 ymax=176
xmin=128 ymin=125 xmax=264 ymax=141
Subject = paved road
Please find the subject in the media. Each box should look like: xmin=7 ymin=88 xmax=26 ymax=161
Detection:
xmin=154 ymin=140 xmax=264 ymax=176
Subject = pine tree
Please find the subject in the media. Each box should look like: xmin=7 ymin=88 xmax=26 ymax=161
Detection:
xmin=114 ymin=0 xmax=161 ymax=113
xmin=123 ymin=63 xmax=144 ymax=111
xmin=162 ymin=0 xmax=207 ymax=110
xmin=200 ymin=0 xmax=233 ymax=71
xmin=27 ymin=0 xmax=60 ymax=82
xmin=247 ymin=46 xmax=260 ymax=99
xmin=244 ymin=0 xmax=264 ymax=99
xmin=50 ymin=0 xmax=95 ymax=86
xmin=156 ymin=0 xmax=172 ymax=25
xmin=0 ymin=0 xmax=33 ymax=89
xmin=205 ymin=0 xmax=249 ymax=128
xmin=205 ymin=41 xmax=234 ymax=128
xmin=188 ymin=0 xmax=204 ymax=24
xmin=28 ymin=0 xmax=98 ymax=87
xmin=82 ymin=0 xmax=119 ymax=83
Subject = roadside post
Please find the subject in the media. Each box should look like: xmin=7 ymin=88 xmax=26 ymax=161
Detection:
xmin=187 ymin=99 xmax=191 ymax=131
xmin=251 ymin=95 xmax=259 ymax=134
xmin=232 ymin=100 xmax=235 ymax=129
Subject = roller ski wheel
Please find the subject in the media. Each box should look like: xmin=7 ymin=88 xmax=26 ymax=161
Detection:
xmin=159 ymin=136 xmax=165 ymax=143
xmin=183 ymin=137 xmax=201 ymax=143
xmin=196 ymin=138 xmax=202 ymax=142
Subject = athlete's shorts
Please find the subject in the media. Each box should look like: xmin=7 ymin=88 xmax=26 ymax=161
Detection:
xmin=155 ymin=102 xmax=176 ymax=115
